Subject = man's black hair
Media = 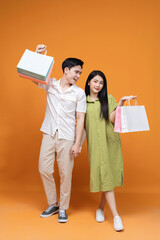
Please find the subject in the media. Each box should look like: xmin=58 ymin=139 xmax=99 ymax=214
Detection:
xmin=62 ymin=58 xmax=84 ymax=72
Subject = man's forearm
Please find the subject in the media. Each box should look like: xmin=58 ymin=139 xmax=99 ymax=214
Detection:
xmin=75 ymin=113 xmax=85 ymax=146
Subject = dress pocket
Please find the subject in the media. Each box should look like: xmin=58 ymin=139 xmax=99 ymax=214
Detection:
xmin=106 ymin=121 xmax=121 ymax=142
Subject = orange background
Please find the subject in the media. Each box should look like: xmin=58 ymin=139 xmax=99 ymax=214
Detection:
xmin=0 ymin=0 xmax=160 ymax=239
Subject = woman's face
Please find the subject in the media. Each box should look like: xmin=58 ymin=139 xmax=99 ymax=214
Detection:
xmin=88 ymin=75 xmax=104 ymax=95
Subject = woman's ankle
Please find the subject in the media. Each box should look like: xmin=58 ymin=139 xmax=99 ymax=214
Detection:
xmin=98 ymin=206 xmax=104 ymax=211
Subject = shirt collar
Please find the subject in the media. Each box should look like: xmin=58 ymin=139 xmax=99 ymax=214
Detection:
xmin=56 ymin=79 xmax=77 ymax=93
xmin=87 ymin=95 xmax=99 ymax=103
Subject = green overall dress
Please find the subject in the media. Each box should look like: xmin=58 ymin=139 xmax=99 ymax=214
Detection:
xmin=86 ymin=95 xmax=123 ymax=192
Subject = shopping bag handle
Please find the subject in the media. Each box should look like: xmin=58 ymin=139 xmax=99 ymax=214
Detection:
xmin=124 ymin=98 xmax=138 ymax=106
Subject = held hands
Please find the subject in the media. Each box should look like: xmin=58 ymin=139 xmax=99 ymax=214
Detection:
xmin=79 ymin=146 xmax=82 ymax=153
xmin=71 ymin=143 xmax=82 ymax=158
xmin=36 ymin=44 xmax=47 ymax=54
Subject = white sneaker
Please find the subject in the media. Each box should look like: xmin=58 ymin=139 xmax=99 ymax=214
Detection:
xmin=96 ymin=209 xmax=105 ymax=222
xmin=113 ymin=216 xmax=124 ymax=231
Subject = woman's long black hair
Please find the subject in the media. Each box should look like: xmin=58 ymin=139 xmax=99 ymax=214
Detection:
xmin=85 ymin=70 xmax=109 ymax=121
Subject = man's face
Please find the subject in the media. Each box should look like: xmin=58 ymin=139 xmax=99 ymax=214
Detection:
xmin=64 ymin=65 xmax=82 ymax=85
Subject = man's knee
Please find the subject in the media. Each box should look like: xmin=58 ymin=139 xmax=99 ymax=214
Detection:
xmin=39 ymin=163 xmax=53 ymax=177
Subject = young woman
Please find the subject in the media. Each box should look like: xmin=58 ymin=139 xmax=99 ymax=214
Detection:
xmin=81 ymin=70 xmax=136 ymax=231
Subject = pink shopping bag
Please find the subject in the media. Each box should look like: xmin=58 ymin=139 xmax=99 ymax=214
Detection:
xmin=114 ymin=107 xmax=122 ymax=133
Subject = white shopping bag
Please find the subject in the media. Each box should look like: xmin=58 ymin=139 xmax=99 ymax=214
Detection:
xmin=121 ymin=105 xmax=150 ymax=132
xmin=114 ymin=100 xmax=150 ymax=133
xmin=17 ymin=49 xmax=54 ymax=84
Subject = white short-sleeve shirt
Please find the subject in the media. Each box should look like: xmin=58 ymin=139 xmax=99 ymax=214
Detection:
xmin=38 ymin=78 xmax=86 ymax=141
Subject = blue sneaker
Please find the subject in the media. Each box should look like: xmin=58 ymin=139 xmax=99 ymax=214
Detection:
xmin=58 ymin=210 xmax=68 ymax=223
xmin=40 ymin=204 xmax=59 ymax=218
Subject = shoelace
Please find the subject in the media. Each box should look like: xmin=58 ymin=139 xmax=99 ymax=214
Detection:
xmin=114 ymin=216 xmax=121 ymax=225
xmin=59 ymin=210 xmax=65 ymax=218
xmin=46 ymin=205 xmax=54 ymax=212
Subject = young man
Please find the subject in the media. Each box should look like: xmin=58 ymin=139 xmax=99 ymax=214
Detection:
xmin=35 ymin=44 xmax=86 ymax=223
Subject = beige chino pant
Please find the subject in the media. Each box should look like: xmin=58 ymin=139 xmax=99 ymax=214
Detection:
xmin=39 ymin=132 xmax=74 ymax=210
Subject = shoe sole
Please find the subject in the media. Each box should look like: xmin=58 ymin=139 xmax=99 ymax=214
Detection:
xmin=114 ymin=227 xmax=124 ymax=232
xmin=96 ymin=219 xmax=105 ymax=223
xmin=40 ymin=209 xmax=59 ymax=218
xmin=58 ymin=218 xmax=68 ymax=223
